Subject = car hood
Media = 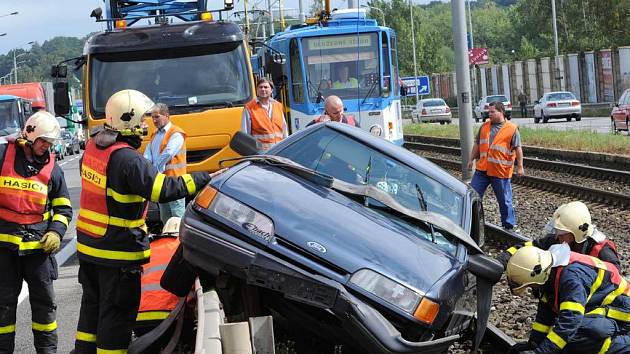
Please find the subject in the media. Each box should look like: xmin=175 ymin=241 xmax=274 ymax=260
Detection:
xmin=216 ymin=163 xmax=463 ymax=293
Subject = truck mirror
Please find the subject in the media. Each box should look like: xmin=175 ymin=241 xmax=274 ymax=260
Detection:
xmin=53 ymin=82 xmax=71 ymax=115
xmin=23 ymin=101 xmax=32 ymax=116
xmin=272 ymin=53 xmax=286 ymax=65
xmin=51 ymin=65 xmax=68 ymax=78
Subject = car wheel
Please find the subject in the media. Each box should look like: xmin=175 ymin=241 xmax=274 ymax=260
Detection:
xmin=575 ymin=115 xmax=581 ymax=121
xmin=440 ymin=121 xmax=445 ymax=125
xmin=566 ymin=116 xmax=572 ymax=122
xmin=627 ymin=118 xmax=630 ymax=135
xmin=542 ymin=112 xmax=549 ymax=123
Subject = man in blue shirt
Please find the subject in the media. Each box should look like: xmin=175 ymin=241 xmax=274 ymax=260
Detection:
xmin=144 ymin=103 xmax=187 ymax=224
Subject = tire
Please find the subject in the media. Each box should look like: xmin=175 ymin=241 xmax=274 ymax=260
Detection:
xmin=566 ymin=117 xmax=572 ymax=122
xmin=542 ymin=112 xmax=549 ymax=123
xmin=575 ymin=115 xmax=581 ymax=122
xmin=612 ymin=118 xmax=618 ymax=134
xmin=440 ymin=121 xmax=445 ymax=125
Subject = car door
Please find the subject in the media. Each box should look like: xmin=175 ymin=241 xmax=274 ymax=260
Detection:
xmin=612 ymin=91 xmax=626 ymax=128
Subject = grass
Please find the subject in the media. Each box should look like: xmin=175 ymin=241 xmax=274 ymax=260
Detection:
xmin=404 ymin=123 xmax=630 ymax=155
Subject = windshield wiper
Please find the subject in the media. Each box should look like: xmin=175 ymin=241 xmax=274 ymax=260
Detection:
xmin=415 ymin=184 xmax=428 ymax=211
xmin=361 ymin=78 xmax=378 ymax=105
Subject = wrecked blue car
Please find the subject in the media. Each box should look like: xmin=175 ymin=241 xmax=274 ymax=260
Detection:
xmin=179 ymin=122 xmax=502 ymax=353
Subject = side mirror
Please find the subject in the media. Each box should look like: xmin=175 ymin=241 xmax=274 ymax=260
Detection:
xmin=272 ymin=53 xmax=286 ymax=65
xmin=230 ymin=131 xmax=259 ymax=156
xmin=53 ymin=82 xmax=71 ymax=116
xmin=50 ymin=65 xmax=67 ymax=78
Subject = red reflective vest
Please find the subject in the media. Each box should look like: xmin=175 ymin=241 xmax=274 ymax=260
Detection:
xmin=0 ymin=142 xmax=54 ymax=224
xmin=476 ymin=121 xmax=518 ymax=178
xmin=136 ymin=236 xmax=181 ymax=323
xmin=151 ymin=124 xmax=186 ymax=177
xmin=552 ymin=252 xmax=630 ymax=313
xmin=246 ymin=99 xmax=285 ymax=151
xmin=589 ymin=239 xmax=619 ymax=259
xmin=77 ymin=139 xmax=150 ymax=265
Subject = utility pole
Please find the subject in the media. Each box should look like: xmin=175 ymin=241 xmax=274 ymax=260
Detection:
xmin=551 ymin=0 xmax=561 ymax=88
xmin=267 ymin=0 xmax=275 ymax=35
xmin=348 ymin=0 xmax=356 ymax=8
xmin=466 ymin=0 xmax=476 ymax=102
xmin=278 ymin=0 xmax=285 ymax=30
xmin=452 ymin=0 xmax=474 ymax=181
xmin=298 ymin=0 xmax=305 ymax=23
xmin=243 ymin=0 xmax=250 ymax=34
xmin=409 ymin=0 xmax=419 ymax=105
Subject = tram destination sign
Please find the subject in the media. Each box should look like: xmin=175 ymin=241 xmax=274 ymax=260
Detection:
xmin=308 ymin=34 xmax=372 ymax=50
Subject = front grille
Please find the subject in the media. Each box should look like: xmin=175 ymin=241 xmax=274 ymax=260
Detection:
xmin=187 ymin=149 xmax=221 ymax=164
xmin=275 ymin=237 xmax=347 ymax=276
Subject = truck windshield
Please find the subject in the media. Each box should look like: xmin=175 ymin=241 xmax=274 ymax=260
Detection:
xmin=89 ymin=42 xmax=252 ymax=117
xmin=301 ymin=33 xmax=381 ymax=101
xmin=0 ymin=100 xmax=22 ymax=136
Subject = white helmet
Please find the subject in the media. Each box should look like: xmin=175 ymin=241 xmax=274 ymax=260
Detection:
xmin=506 ymin=246 xmax=553 ymax=296
xmin=549 ymin=201 xmax=593 ymax=243
xmin=162 ymin=217 xmax=181 ymax=236
xmin=22 ymin=111 xmax=60 ymax=143
xmin=105 ymin=89 xmax=154 ymax=136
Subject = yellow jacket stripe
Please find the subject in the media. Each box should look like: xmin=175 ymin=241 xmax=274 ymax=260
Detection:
xmin=51 ymin=197 xmax=71 ymax=207
xmin=588 ymin=269 xmax=606 ymax=302
xmin=150 ymin=173 xmax=166 ymax=202
xmin=97 ymin=348 xmax=128 ymax=354
xmin=602 ymin=278 xmax=627 ymax=306
xmin=76 ymin=219 xmax=107 ymax=237
xmin=53 ymin=213 xmax=69 ymax=227
xmin=547 ymin=329 xmax=567 ymax=349
xmin=79 ymin=209 xmax=145 ymax=229
xmin=0 ymin=234 xmax=43 ymax=251
xmin=106 ymin=188 xmax=145 ymax=203
xmin=559 ymin=301 xmax=585 ymax=314
xmin=32 ymin=321 xmax=57 ymax=332
xmin=76 ymin=331 xmax=97 ymax=343
xmin=136 ymin=311 xmax=171 ymax=321
xmin=598 ymin=337 xmax=612 ymax=354
xmin=182 ymin=174 xmax=196 ymax=195
xmin=0 ymin=324 xmax=15 ymax=334
xmin=77 ymin=242 xmax=151 ymax=261
xmin=531 ymin=322 xmax=551 ymax=333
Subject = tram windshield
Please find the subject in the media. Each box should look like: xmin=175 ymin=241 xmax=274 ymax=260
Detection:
xmin=301 ymin=33 xmax=381 ymax=101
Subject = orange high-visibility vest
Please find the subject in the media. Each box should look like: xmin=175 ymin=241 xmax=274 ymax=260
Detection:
xmin=589 ymin=239 xmax=619 ymax=263
xmin=136 ymin=236 xmax=181 ymax=322
xmin=152 ymin=124 xmax=186 ymax=177
xmin=246 ymin=99 xmax=285 ymax=151
xmin=476 ymin=121 xmax=518 ymax=178
xmin=0 ymin=142 xmax=54 ymax=224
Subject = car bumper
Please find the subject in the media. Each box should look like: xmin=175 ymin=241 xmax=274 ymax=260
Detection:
xmin=544 ymin=106 xmax=581 ymax=117
xmin=419 ymin=113 xmax=452 ymax=123
xmin=181 ymin=211 xmax=461 ymax=354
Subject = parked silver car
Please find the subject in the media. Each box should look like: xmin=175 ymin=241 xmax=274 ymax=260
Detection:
xmin=533 ymin=91 xmax=582 ymax=123
xmin=474 ymin=95 xmax=512 ymax=122
xmin=414 ymin=98 xmax=452 ymax=124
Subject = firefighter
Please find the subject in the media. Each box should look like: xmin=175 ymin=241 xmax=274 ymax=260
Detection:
xmin=73 ymin=89 xmax=220 ymax=354
xmin=506 ymin=245 xmax=630 ymax=354
xmin=0 ymin=111 xmax=72 ymax=354
xmin=498 ymin=201 xmax=620 ymax=271
xmin=133 ymin=216 xmax=184 ymax=350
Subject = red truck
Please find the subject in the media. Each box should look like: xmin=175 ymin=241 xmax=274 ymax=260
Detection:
xmin=0 ymin=82 xmax=55 ymax=114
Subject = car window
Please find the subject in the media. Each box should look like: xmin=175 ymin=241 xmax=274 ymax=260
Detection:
xmin=277 ymin=128 xmax=464 ymax=228
xmin=548 ymin=92 xmax=575 ymax=101
xmin=422 ymin=99 xmax=446 ymax=107
xmin=622 ymin=90 xmax=630 ymax=105
xmin=487 ymin=95 xmax=508 ymax=103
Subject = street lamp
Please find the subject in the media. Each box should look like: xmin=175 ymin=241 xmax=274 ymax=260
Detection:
xmin=360 ymin=5 xmax=385 ymax=26
xmin=551 ymin=0 xmax=562 ymax=87
xmin=13 ymin=41 xmax=34 ymax=84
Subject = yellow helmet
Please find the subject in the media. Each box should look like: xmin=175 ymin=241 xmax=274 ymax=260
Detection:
xmin=506 ymin=246 xmax=553 ymax=296
xmin=551 ymin=201 xmax=593 ymax=243
xmin=22 ymin=111 xmax=60 ymax=143
xmin=105 ymin=89 xmax=154 ymax=136
xmin=162 ymin=217 xmax=181 ymax=236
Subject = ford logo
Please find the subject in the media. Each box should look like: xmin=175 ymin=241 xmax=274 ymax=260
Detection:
xmin=306 ymin=241 xmax=327 ymax=254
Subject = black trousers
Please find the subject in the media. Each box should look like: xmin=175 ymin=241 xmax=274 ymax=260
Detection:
xmin=520 ymin=102 xmax=527 ymax=117
xmin=0 ymin=248 xmax=58 ymax=354
xmin=74 ymin=261 xmax=142 ymax=354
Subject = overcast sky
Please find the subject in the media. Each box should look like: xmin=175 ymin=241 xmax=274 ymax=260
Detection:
xmin=0 ymin=0 xmax=438 ymax=55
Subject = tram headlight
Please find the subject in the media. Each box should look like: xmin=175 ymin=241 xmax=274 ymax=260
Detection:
xmin=369 ymin=124 xmax=383 ymax=137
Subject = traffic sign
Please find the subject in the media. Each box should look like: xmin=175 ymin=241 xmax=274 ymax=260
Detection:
xmin=401 ymin=76 xmax=430 ymax=96
xmin=468 ymin=47 xmax=489 ymax=65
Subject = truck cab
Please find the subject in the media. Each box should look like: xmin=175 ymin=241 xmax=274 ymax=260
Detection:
xmin=0 ymin=95 xmax=32 ymax=137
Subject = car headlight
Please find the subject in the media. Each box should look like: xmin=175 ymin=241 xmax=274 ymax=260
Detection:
xmin=350 ymin=269 xmax=439 ymax=324
xmin=194 ymin=186 xmax=274 ymax=241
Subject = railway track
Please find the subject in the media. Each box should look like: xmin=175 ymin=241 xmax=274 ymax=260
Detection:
xmin=404 ymin=143 xmax=630 ymax=210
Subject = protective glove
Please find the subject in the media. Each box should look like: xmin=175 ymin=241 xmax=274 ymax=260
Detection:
xmin=40 ymin=231 xmax=61 ymax=253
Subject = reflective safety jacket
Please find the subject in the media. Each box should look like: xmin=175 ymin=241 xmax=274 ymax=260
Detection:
xmin=77 ymin=138 xmax=211 ymax=266
xmin=246 ymin=99 xmax=285 ymax=151
xmin=530 ymin=253 xmax=630 ymax=354
xmin=503 ymin=233 xmax=621 ymax=271
xmin=150 ymin=124 xmax=186 ymax=177
xmin=0 ymin=141 xmax=72 ymax=255
xmin=136 ymin=236 xmax=181 ymax=323
xmin=476 ymin=121 xmax=518 ymax=178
